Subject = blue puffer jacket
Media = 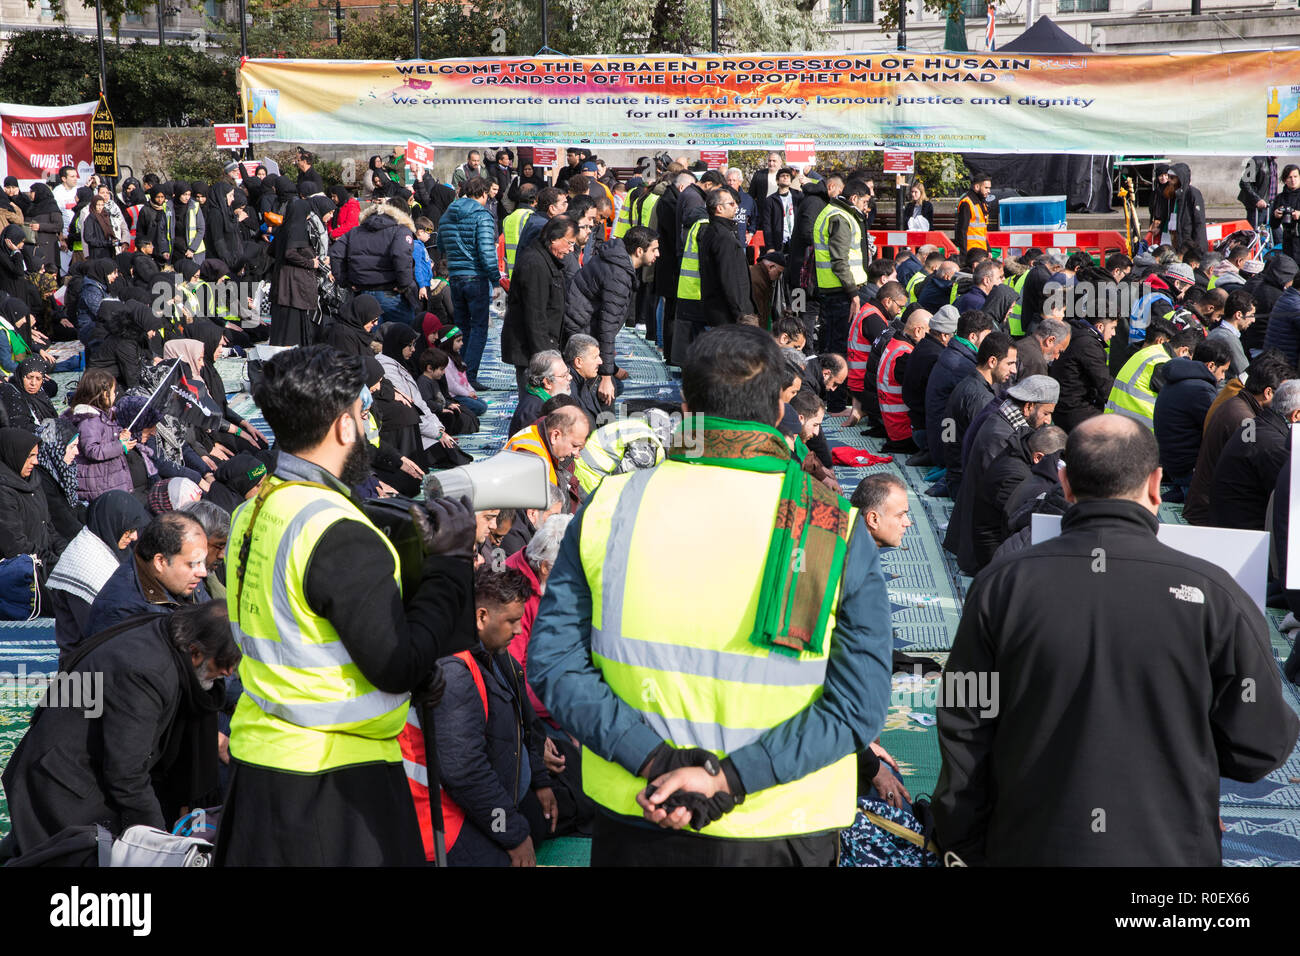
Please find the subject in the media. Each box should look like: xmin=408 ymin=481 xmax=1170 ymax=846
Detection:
xmin=1262 ymin=287 xmax=1300 ymax=371
xmin=76 ymin=276 xmax=108 ymax=343
xmin=924 ymin=337 xmax=978 ymax=466
xmin=436 ymin=197 xmax=500 ymax=282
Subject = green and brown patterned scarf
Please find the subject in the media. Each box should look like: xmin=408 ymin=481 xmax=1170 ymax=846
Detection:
xmin=667 ymin=415 xmax=852 ymax=658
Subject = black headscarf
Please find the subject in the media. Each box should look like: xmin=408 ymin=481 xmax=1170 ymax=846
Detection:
xmin=327 ymin=185 xmax=352 ymax=208
xmin=191 ymin=182 xmax=209 ymax=201
xmin=199 ymin=259 xmax=228 ymax=283
xmin=172 ymin=181 xmax=193 ymax=203
xmin=26 ymin=183 xmax=59 ymax=219
xmin=2 ymin=224 xmax=25 ymax=247
xmin=363 ymin=355 xmax=384 ymax=388
xmin=86 ymin=489 xmax=150 ymax=558
xmin=0 ymin=296 xmax=33 ymax=347
xmin=309 ymin=194 xmax=336 ymax=222
xmin=176 ymin=259 xmax=200 ymax=282
xmin=273 ymin=199 xmax=313 ymax=270
xmin=340 ymin=293 xmax=382 ymax=330
xmin=7 ymin=355 xmax=56 ymax=424
xmin=115 ymin=250 xmax=135 ymax=280
xmin=229 ymin=188 xmax=249 ymax=212
xmin=0 ymin=426 xmax=37 ymax=477
xmin=273 ymin=176 xmax=298 ymax=204
xmin=87 ymin=258 xmax=117 ymax=286
xmin=188 ymin=320 xmax=225 ymax=365
xmin=380 ymin=322 xmax=419 ymax=374
xmin=120 ymin=178 xmax=145 ymax=208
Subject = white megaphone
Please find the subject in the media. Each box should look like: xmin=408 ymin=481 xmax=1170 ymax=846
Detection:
xmin=421 ymin=451 xmax=551 ymax=511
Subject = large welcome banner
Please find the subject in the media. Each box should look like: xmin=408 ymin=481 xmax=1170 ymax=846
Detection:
xmin=240 ymin=52 xmax=1300 ymax=154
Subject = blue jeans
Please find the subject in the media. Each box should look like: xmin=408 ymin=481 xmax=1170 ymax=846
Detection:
xmin=450 ymin=275 xmax=491 ymax=379
xmin=454 ymin=394 xmax=488 ymax=417
xmin=369 ymin=289 xmax=414 ymax=328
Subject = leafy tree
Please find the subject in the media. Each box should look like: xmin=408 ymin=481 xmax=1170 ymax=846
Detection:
xmin=210 ymin=0 xmax=324 ymax=58
xmin=873 ymin=0 xmax=977 ymax=38
xmin=20 ymin=0 xmax=157 ymax=28
xmin=0 ymin=28 xmax=104 ymax=105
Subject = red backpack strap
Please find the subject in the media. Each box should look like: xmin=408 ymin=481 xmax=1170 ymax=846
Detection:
xmin=453 ymin=650 xmax=489 ymax=721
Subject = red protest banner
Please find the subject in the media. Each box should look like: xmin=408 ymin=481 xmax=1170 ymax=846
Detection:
xmin=1 ymin=101 xmax=96 ymax=185
xmin=406 ymin=140 xmax=435 ymax=168
xmin=700 ymin=150 xmax=729 ymax=169
xmin=783 ymin=139 xmax=815 ymax=166
xmin=215 ymin=124 xmax=248 ymax=149
xmin=883 ymin=150 xmax=915 ymax=174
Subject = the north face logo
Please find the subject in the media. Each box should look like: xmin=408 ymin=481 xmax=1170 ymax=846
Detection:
xmin=1169 ymin=584 xmax=1205 ymax=604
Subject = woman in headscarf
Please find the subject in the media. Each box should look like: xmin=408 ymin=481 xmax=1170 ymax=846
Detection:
xmin=362 ymin=354 xmax=426 ymax=498
xmin=508 ymin=162 xmax=547 ymax=204
xmin=0 ymin=426 xmax=63 ymax=572
xmin=0 ymin=354 xmax=56 ymax=433
xmin=321 ymin=292 xmax=381 ymax=358
xmin=172 ymin=181 xmax=207 ymax=265
xmin=75 ymin=258 xmax=118 ymax=340
xmin=0 ymin=224 xmax=33 ymax=302
xmin=369 ymin=169 xmax=395 ymax=201
xmin=376 ymin=322 xmax=463 ymax=465
xmin=271 ymin=175 xmax=298 ymax=217
xmin=185 ymin=320 xmax=268 ymax=453
xmin=204 ymin=182 xmax=240 ymax=267
xmin=327 ymin=185 xmax=361 ymax=239
xmin=87 ymin=299 xmax=159 ymax=390
xmin=81 ymin=192 xmax=118 ymax=261
xmin=0 ymin=182 xmax=22 ymax=229
xmin=46 ymin=489 xmax=150 ymax=653
xmin=34 ymin=415 xmax=84 ymax=543
xmin=268 ymin=197 xmax=320 ymax=347
xmin=0 ymin=292 xmax=48 ymax=373
xmin=23 ymin=183 xmax=62 ymax=271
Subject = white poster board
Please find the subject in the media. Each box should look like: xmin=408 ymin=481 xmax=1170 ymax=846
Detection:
xmin=1031 ymin=513 xmax=1270 ymax=616
xmin=1288 ymin=436 xmax=1300 ymax=590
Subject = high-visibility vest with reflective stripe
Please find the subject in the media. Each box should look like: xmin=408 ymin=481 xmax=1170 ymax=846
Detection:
xmin=812 ymin=203 xmax=867 ymax=291
xmin=956 ymin=195 xmax=988 ymax=251
xmin=186 ymin=202 xmax=205 ymax=256
xmin=195 ymin=279 xmax=232 ymax=320
xmin=573 ymin=418 xmax=664 ymax=495
xmin=1006 ymin=272 xmax=1028 ymax=335
xmin=846 ymin=302 xmax=882 ymax=393
xmin=502 ymin=207 xmax=535 ymax=279
xmin=1104 ymin=342 xmax=1170 ymax=430
xmin=505 ymin=422 xmax=559 ymax=488
xmin=576 ymin=463 xmax=859 ymax=839
xmin=877 ymin=335 xmax=915 ymax=442
xmin=611 ymin=192 xmax=636 ymax=239
xmin=905 ymin=270 xmax=926 ymax=303
xmin=676 ymin=219 xmax=704 ymax=301
xmin=639 ymin=191 xmax=660 ymax=229
xmin=227 ymin=477 xmax=409 ymax=774
xmin=400 ymin=649 xmax=485 ymax=861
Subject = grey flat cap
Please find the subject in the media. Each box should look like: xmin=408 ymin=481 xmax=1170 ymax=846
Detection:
xmin=930 ymin=304 xmax=960 ymax=334
xmin=1006 ymin=374 xmax=1060 ymax=404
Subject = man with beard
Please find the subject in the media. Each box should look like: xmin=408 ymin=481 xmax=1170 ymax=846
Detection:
xmin=216 ymin=345 xmax=479 ymax=865
xmin=0 ymin=600 xmax=240 ymax=862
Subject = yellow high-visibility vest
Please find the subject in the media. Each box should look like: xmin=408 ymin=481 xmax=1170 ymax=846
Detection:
xmin=812 ymin=203 xmax=867 ymax=292
xmin=227 ymin=477 xmax=408 ymax=774
xmin=576 ymin=462 xmax=859 ymax=839
xmin=503 ymin=207 xmax=535 ymax=279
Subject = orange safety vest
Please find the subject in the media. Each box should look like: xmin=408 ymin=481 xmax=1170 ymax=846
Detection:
xmin=877 ymin=336 xmax=915 ymax=442
xmin=846 ymin=301 xmax=884 ymax=393
xmin=956 ymin=195 xmax=988 ymax=251
xmin=399 ymin=649 xmax=487 ymax=861
xmin=505 ymin=422 xmax=559 ymax=488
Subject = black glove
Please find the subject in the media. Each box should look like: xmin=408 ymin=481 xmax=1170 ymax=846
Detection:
xmin=410 ymin=495 xmax=476 ymax=559
xmin=411 ymin=661 xmax=446 ymax=708
xmin=639 ymin=742 xmax=720 ymax=781
xmin=646 ymin=758 xmax=747 ymax=831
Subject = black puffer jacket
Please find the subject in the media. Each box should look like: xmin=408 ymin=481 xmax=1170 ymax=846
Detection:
xmin=563 ymin=238 xmax=635 ymax=376
xmin=334 ymin=204 xmax=416 ymax=294
xmin=500 ymin=238 xmax=565 ymax=369
xmin=1050 ymin=320 xmax=1113 ymax=426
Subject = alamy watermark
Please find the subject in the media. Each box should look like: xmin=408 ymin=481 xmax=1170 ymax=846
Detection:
xmin=0 ymin=665 xmax=102 ymax=718
xmin=892 ymin=667 xmax=1000 ymax=718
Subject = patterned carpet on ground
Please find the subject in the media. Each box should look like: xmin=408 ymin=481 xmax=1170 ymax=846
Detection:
xmin=6 ymin=325 xmax=1300 ymax=866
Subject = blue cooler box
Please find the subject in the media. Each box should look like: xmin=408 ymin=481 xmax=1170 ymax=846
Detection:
xmin=998 ymin=196 xmax=1068 ymax=232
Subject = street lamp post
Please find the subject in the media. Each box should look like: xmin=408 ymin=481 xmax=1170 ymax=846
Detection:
xmin=414 ymin=0 xmax=422 ymax=59
xmin=94 ymin=0 xmax=108 ymax=94
xmin=239 ymin=0 xmax=247 ymax=58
